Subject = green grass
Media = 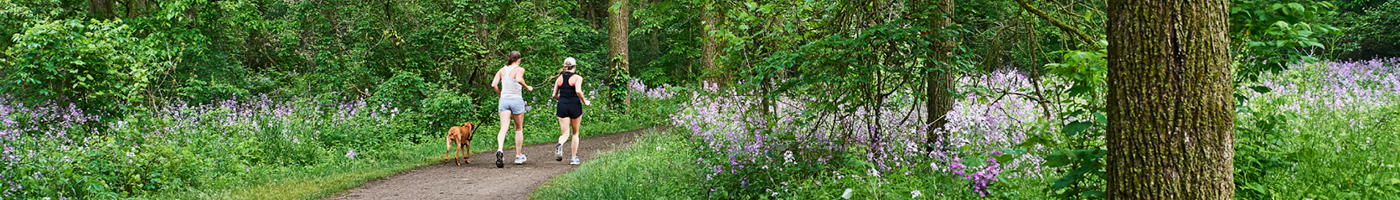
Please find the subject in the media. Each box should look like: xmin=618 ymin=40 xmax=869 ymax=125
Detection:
xmin=1235 ymin=98 xmax=1400 ymax=199
xmin=147 ymin=141 xmax=443 ymax=199
xmin=1228 ymin=62 xmax=1400 ymax=199
xmin=147 ymin=118 xmax=660 ymax=200
xmin=530 ymin=127 xmax=703 ymax=199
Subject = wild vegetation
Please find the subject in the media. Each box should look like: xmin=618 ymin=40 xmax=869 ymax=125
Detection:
xmin=3 ymin=0 xmax=1399 ymax=199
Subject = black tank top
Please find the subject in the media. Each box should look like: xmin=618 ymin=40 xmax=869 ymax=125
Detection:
xmin=558 ymin=72 xmax=581 ymax=104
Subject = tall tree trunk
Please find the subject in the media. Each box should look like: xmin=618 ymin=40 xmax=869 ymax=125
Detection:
xmin=87 ymin=0 xmax=114 ymax=19
xmin=701 ymin=1 xmax=723 ymax=85
xmin=924 ymin=0 xmax=956 ymax=149
xmin=1106 ymin=0 xmax=1234 ymax=198
xmin=609 ymin=0 xmax=631 ymax=107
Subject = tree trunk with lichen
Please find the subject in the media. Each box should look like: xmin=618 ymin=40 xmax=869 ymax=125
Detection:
xmin=924 ymin=0 xmax=956 ymax=149
xmin=1106 ymin=0 xmax=1235 ymax=198
xmin=87 ymin=0 xmax=114 ymax=19
xmin=701 ymin=1 xmax=724 ymax=86
xmin=608 ymin=0 xmax=630 ymax=108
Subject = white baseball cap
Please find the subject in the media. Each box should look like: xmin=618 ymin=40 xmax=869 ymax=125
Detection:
xmin=564 ymin=57 xmax=577 ymax=67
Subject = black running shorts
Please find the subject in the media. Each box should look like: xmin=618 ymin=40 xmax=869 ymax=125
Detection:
xmin=555 ymin=103 xmax=583 ymax=119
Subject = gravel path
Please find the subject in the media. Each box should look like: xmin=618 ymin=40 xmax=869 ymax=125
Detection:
xmin=323 ymin=127 xmax=652 ymax=200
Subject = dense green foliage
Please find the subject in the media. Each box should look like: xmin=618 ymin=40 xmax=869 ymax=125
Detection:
xmin=3 ymin=0 xmax=1400 ymax=199
xmin=1326 ymin=0 xmax=1400 ymax=59
xmin=0 ymin=0 xmax=708 ymax=111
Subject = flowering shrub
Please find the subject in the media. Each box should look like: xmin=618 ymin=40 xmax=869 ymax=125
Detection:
xmin=628 ymin=79 xmax=678 ymax=100
xmin=670 ymin=69 xmax=1050 ymax=198
xmin=1248 ymin=58 xmax=1400 ymax=110
xmin=0 ymin=95 xmax=430 ymax=199
xmin=1233 ymin=58 xmax=1400 ymax=199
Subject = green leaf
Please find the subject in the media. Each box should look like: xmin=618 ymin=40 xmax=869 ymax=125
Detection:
xmin=1093 ymin=112 xmax=1107 ymax=125
xmin=1051 ymin=167 xmax=1089 ymax=190
xmin=1286 ymin=3 xmax=1305 ymax=14
xmin=1062 ymin=121 xmax=1093 ymax=136
xmin=1051 ymin=176 xmax=1076 ymax=190
xmin=1080 ymin=190 xmax=1105 ymax=197
xmin=1068 ymin=110 xmax=1085 ymax=117
xmin=1044 ymin=151 xmax=1071 ymax=167
xmin=1067 ymin=84 xmax=1091 ymax=96
xmin=1073 ymin=148 xmax=1106 ymax=160
xmin=1017 ymin=135 xmax=1054 ymax=148
xmin=1250 ymin=85 xmax=1272 ymax=94
xmin=1303 ymin=41 xmax=1323 ymax=48
xmin=961 ymin=155 xmax=984 ymax=167
xmin=992 ymin=154 xmax=1014 ymax=164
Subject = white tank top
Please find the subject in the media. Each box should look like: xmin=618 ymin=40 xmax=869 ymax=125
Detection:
xmin=500 ymin=65 xmax=523 ymax=99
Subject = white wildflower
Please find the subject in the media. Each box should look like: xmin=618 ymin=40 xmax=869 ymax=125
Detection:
xmin=783 ymin=151 xmax=794 ymax=165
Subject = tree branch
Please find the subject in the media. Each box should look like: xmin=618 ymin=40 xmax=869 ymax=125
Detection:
xmin=1014 ymin=0 xmax=1100 ymax=50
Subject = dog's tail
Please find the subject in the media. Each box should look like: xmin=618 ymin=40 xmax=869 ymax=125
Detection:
xmin=464 ymin=122 xmax=477 ymax=141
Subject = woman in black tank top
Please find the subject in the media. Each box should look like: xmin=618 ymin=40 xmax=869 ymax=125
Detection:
xmin=550 ymin=57 xmax=591 ymax=164
xmin=556 ymin=72 xmax=582 ymax=106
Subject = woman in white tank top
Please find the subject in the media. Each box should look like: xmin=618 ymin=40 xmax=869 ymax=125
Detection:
xmin=490 ymin=51 xmax=534 ymax=168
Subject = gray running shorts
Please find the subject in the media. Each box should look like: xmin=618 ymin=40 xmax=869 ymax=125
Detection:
xmin=497 ymin=97 xmax=527 ymax=114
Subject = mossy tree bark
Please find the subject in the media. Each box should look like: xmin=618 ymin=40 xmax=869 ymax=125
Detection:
xmin=613 ymin=0 xmax=635 ymax=106
xmin=87 ymin=0 xmax=114 ymax=19
xmin=1106 ymin=0 xmax=1235 ymax=198
xmin=701 ymin=0 xmax=725 ymax=86
xmin=923 ymin=0 xmax=956 ymax=148
xmin=608 ymin=0 xmax=631 ymax=107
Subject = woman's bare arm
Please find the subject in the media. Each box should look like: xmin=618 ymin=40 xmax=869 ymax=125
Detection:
xmin=552 ymin=76 xmax=563 ymax=100
xmin=490 ymin=69 xmax=502 ymax=95
xmin=573 ymin=76 xmax=590 ymax=106
xmin=514 ymin=68 xmax=534 ymax=91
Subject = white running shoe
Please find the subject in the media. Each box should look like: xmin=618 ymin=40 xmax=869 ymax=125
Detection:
xmin=514 ymin=154 xmax=527 ymax=164
xmin=555 ymin=143 xmax=564 ymax=161
xmin=569 ymin=156 xmax=581 ymax=165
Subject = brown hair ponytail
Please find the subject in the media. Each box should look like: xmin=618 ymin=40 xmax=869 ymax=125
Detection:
xmin=506 ymin=51 xmax=522 ymax=65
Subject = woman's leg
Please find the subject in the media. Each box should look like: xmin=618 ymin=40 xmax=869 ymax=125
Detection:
xmin=570 ymin=117 xmax=582 ymax=157
xmin=497 ymin=111 xmax=510 ymax=152
xmin=513 ymin=113 xmax=525 ymax=156
xmin=557 ymin=117 xmax=570 ymax=161
xmin=557 ymin=117 xmax=571 ymax=144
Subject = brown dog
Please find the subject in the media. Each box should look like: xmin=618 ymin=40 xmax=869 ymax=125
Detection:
xmin=445 ymin=122 xmax=477 ymax=165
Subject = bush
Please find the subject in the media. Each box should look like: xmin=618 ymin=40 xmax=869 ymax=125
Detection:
xmin=419 ymin=88 xmax=483 ymax=137
xmin=1337 ymin=0 xmax=1400 ymax=58
xmin=371 ymin=71 xmax=436 ymax=110
xmin=0 ymin=19 xmax=169 ymax=115
xmin=0 ymin=95 xmax=418 ymax=199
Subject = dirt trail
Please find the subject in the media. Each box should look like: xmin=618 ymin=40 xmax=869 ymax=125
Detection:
xmin=324 ymin=127 xmax=652 ymax=200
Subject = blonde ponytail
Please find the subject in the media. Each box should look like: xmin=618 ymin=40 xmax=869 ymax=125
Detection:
xmin=547 ymin=57 xmax=579 ymax=83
